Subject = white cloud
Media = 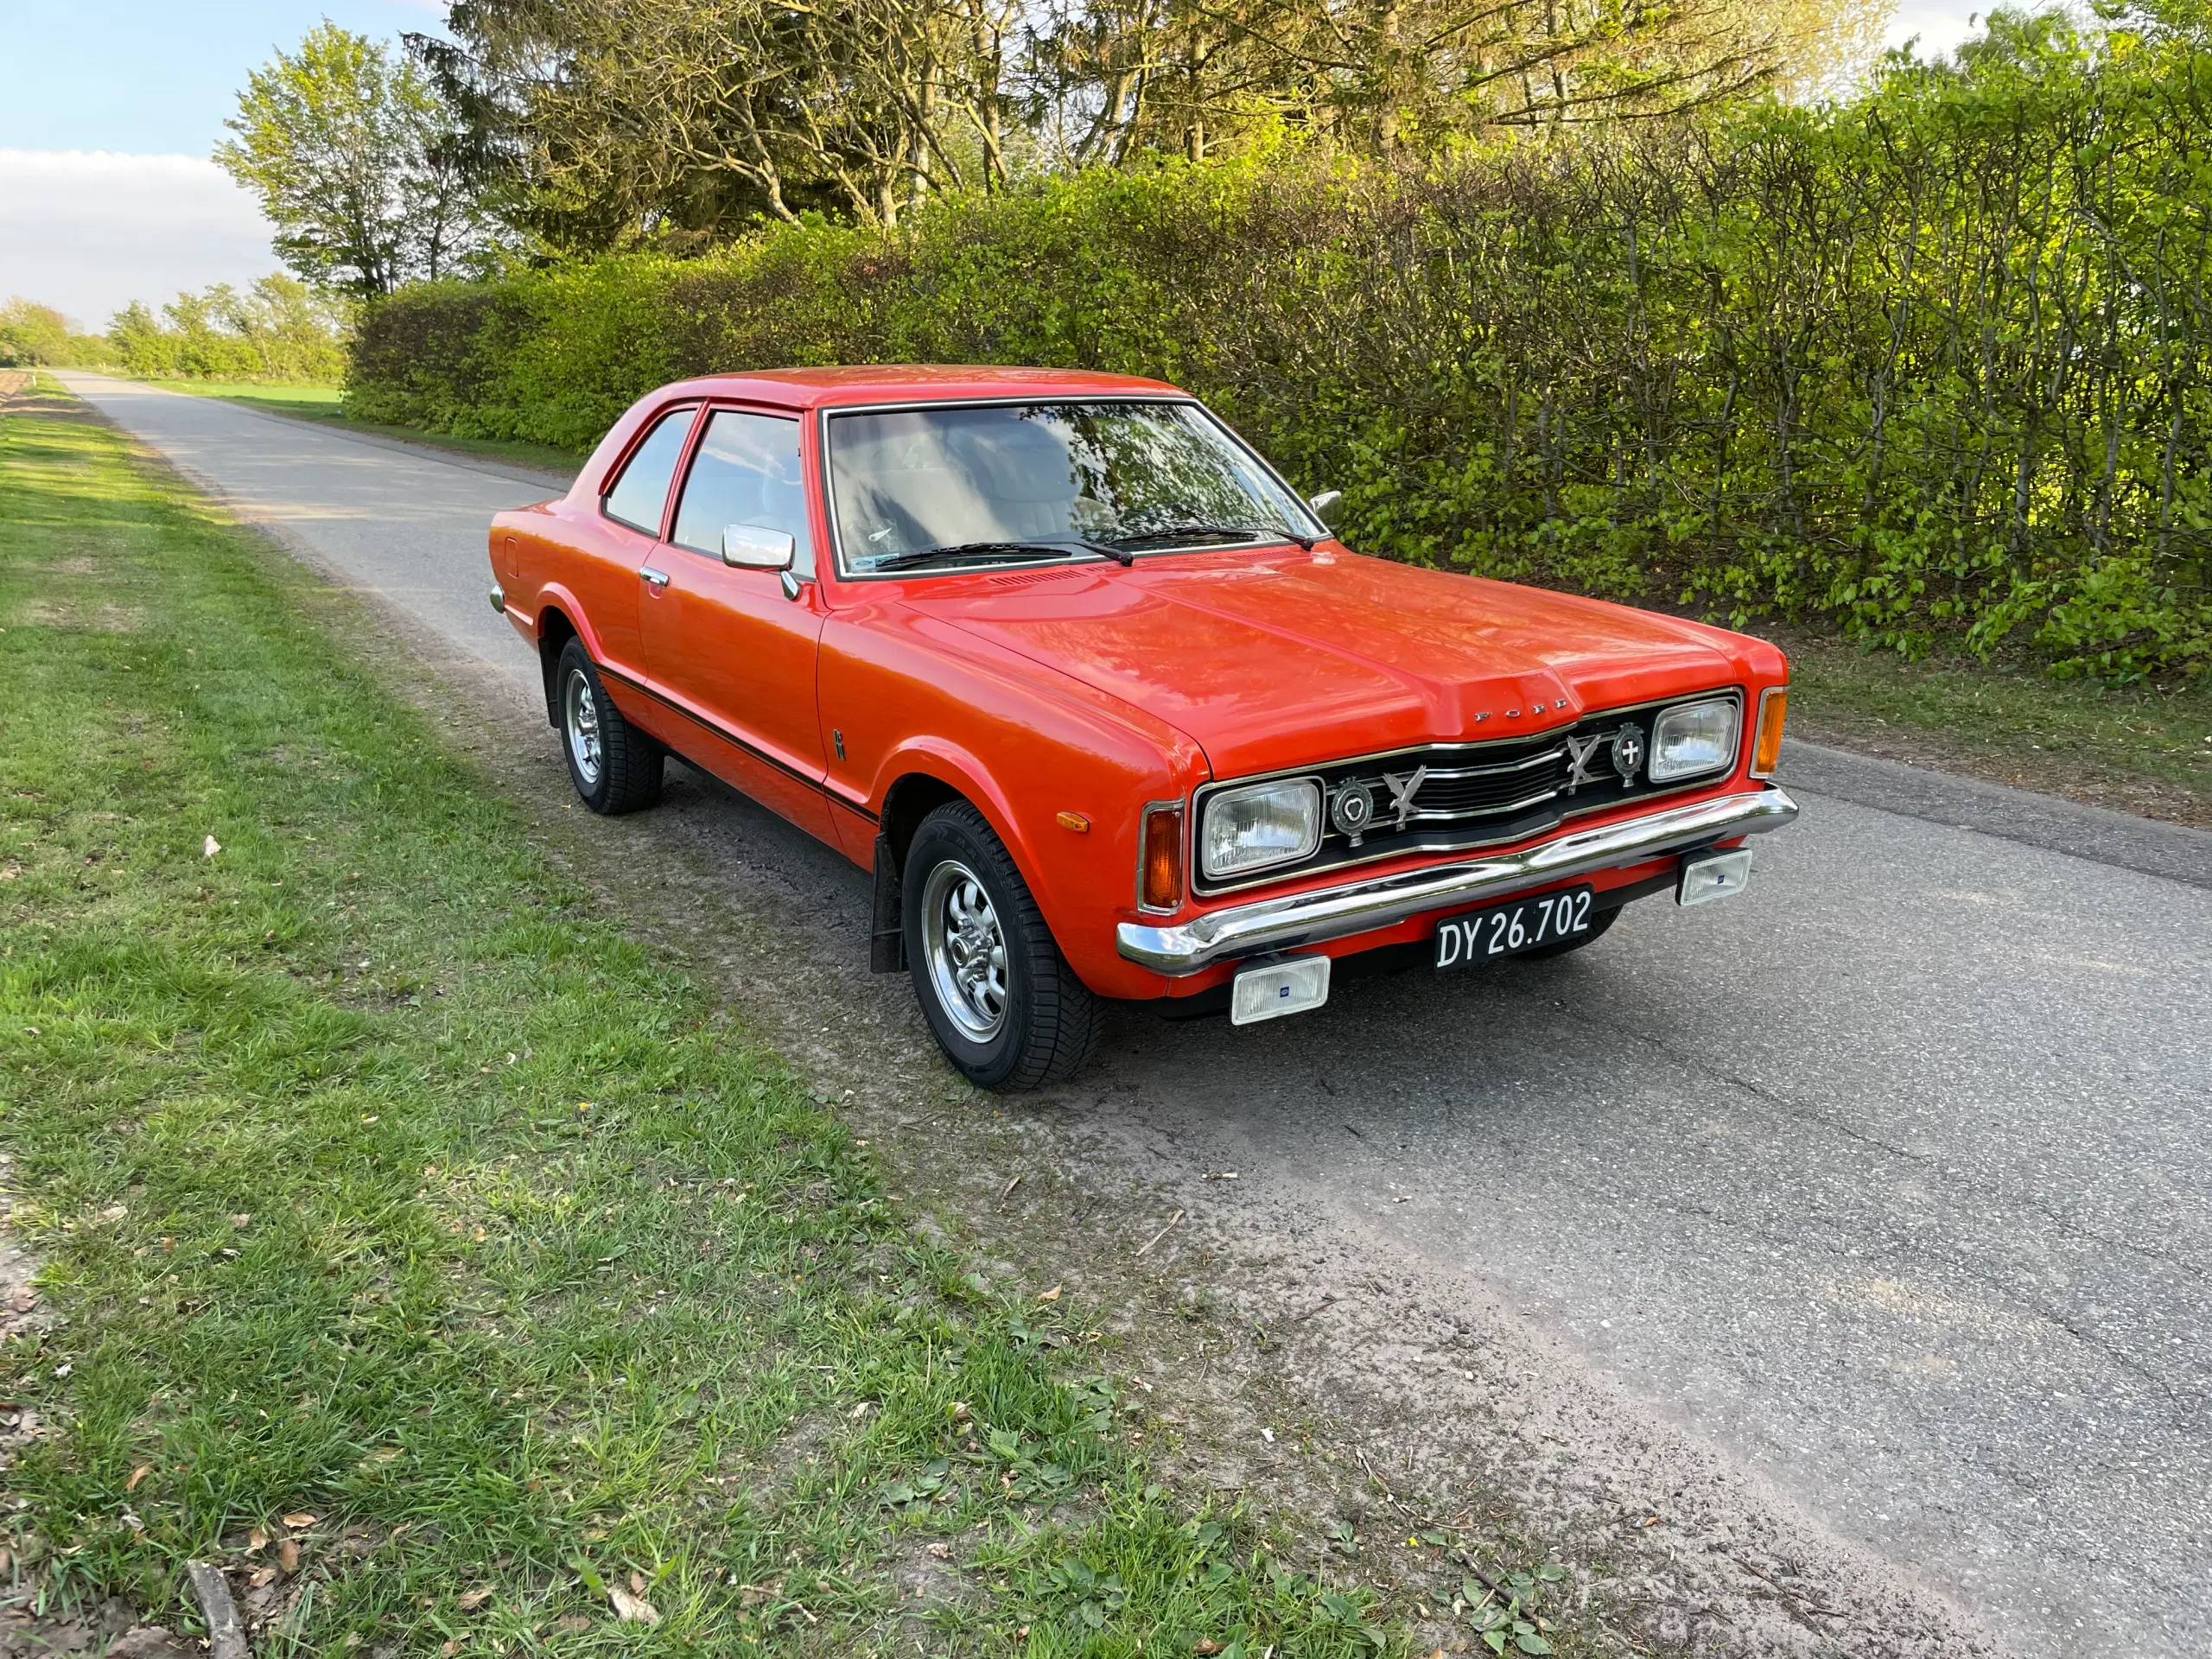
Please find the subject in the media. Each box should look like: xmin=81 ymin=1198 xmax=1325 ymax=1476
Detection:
xmin=0 ymin=149 xmax=279 ymax=331
xmin=1885 ymin=3 xmax=1987 ymax=57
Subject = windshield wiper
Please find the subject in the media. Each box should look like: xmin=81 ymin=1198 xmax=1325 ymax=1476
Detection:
xmin=864 ymin=537 xmax=1127 ymax=574
xmin=1107 ymin=523 xmax=1315 ymax=552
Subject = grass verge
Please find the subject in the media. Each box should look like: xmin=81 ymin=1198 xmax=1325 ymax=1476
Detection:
xmin=0 ymin=390 xmax=1408 ymax=1655
xmin=1767 ymin=630 xmax=2212 ymax=829
xmin=140 ymin=378 xmax=582 ymax=478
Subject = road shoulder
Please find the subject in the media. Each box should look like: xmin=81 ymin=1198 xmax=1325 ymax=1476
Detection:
xmin=1778 ymin=738 xmax=2212 ymax=890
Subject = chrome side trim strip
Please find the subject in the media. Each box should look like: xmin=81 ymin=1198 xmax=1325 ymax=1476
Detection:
xmin=1117 ymin=785 xmax=1797 ymax=976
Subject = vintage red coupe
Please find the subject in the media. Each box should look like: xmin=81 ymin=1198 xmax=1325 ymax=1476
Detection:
xmin=489 ymin=366 xmax=1796 ymax=1088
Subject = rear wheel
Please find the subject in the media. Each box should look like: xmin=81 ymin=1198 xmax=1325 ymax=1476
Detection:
xmin=556 ymin=638 xmax=662 ymax=814
xmin=904 ymin=803 xmax=1103 ymax=1090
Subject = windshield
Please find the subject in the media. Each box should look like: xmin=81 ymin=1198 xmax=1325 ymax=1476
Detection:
xmin=826 ymin=400 xmax=1315 ymax=575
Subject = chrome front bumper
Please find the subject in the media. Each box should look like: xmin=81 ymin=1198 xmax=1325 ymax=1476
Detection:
xmin=1116 ymin=785 xmax=1798 ymax=976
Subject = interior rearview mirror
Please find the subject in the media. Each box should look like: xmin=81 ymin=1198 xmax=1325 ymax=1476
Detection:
xmin=1307 ymin=489 xmax=1344 ymax=529
xmin=723 ymin=524 xmax=796 ymax=570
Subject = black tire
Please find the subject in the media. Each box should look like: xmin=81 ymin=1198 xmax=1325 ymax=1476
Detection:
xmin=554 ymin=638 xmax=663 ymax=814
xmin=903 ymin=802 xmax=1103 ymax=1090
xmin=1516 ymin=900 xmax=1621 ymax=960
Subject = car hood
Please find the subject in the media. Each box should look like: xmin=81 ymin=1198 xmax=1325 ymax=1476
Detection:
xmin=903 ymin=548 xmax=1751 ymax=780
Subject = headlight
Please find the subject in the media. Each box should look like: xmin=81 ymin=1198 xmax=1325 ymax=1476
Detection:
xmin=1649 ymin=697 xmax=1741 ymax=783
xmin=1200 ymin=778 xmax=1321 ymax=879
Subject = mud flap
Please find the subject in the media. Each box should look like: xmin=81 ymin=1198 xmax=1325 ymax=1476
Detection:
xmin=870 ymin=833 xmax=906 ymax=972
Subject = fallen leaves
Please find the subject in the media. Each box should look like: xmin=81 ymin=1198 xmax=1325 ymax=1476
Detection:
xmin=1037 ymin=1283 xmax=1062 ymax=1303
xmin=281 ymin=1512 xmax=316 ymax=1529
xmin=609 ymin=1570 xmax=661 ymax=1625
xmin=456 ymin=1587 xmax=492 ymax=1611
xmin=125 ymin=1464 xmax=150 ymax=1491
xmin=276 ymin=1539 xmax=299 ymax=1574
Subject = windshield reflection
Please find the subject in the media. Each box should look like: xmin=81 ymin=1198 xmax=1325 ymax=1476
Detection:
xmin=827 ymin=401 xmax=1312 ymax=575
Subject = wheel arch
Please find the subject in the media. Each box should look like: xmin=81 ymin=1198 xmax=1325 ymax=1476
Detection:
xmin=534 ymin=602 xmax=586 ymax=728
xmin=868 ymin=754 xmax=1046 ymax=978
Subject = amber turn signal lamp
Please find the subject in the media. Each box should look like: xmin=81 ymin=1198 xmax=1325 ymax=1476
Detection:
xmin=1751 ymin=687 xmax=1788 ymax=778
xmin=1056 ymin=810 xmax=1091 ymax=833
xmin=1139 ymin=803 xmax=1185 ymax=912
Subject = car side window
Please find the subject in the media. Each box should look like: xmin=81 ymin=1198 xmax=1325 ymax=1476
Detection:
xmin=671 ymin=409 xmax=811 ymax=575
xmin=601 ymin=406 xmax=698 ymax=537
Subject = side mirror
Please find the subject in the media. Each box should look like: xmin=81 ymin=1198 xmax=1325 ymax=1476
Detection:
xmin=1307 ymin=489 xmax=1344 ymax=529
xmin=722 ymin=524 xmax=796 ymax=570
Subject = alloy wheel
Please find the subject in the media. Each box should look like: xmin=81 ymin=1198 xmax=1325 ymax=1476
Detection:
xmin=564 ymin=668 xmax=603 ymax=787
xmin=919 ymin=859 xmax=1008 ymax=1041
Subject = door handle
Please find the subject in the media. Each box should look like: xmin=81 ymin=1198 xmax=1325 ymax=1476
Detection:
xmin=640 ymin=566 xmax=670 ymax=589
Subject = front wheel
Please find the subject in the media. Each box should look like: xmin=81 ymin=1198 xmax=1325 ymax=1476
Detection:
xmin=904 ymin=803 xmax=1103 ymax=1090
xmin=555 ymin=639 xmax=662 ymax=814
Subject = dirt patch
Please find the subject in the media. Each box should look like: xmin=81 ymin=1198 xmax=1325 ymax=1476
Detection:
xmin=11 ymin=599 xmax=146 ymax=634
xmin=1 ymin=384 xmax=102 ymax=425
xmin=0 ymin=1162 xmax=50 ymax=1484
xmin=0 ymin=1602 xmax=193 ymax=1658
xmin=746 ymin=1410 xmax=836 ymax=1496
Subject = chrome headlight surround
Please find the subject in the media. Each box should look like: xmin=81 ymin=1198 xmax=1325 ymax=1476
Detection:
xmin=1199 ymin=777 xmax=1323 ymax=880
xmin=1648 ymin=696 xmax=1741 ymax=784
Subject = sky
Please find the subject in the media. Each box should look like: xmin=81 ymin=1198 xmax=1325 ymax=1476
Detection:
xmin=1 ymin=0 xmax=2000 ymax=332
xmin=0 ymin=0 xmax=448 ymax=328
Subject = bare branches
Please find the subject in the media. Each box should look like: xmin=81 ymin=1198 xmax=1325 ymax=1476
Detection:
xmin=434 ymin=0 xmax=1877 ymax=247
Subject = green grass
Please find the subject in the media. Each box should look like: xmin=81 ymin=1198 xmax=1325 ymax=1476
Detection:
xmin=0 ymin=391 xmax=1396 ymax=1655
xmin=1775 ymin=630 xmax=2212 ymax=824
xmin=147 ymin=378 xmax=582 ymax=476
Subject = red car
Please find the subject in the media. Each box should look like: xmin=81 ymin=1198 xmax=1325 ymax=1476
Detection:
xmin=490 ymin=366 xmax=1796 ymax=1089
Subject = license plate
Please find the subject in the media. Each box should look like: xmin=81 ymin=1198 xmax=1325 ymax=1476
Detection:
xmin=1433 ymin=885 xmax=1594 ymax=970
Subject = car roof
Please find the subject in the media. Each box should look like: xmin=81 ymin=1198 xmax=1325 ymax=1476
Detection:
xmin=650 ymin=364 xmax=1186 ymax=410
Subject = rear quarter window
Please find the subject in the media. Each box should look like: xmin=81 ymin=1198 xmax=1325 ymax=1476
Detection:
xmin=601 ymin=407 xmax=698 ymax=536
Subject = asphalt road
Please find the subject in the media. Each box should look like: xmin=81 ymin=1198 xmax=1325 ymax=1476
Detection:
xmin=61 ymin=373 xmax=2212 ymax=1656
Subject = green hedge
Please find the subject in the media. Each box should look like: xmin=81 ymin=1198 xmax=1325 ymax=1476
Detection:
xmin=350 ymin=21 xmax=2212 ymax=681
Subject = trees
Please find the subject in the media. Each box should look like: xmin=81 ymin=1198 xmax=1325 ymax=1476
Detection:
xmin=105 ymin=278 xmax=353 ymax=382
xmin=216 ymin=23 xmax=503 ymax=297
xmin=423 ymin=0 xmax=1031 ymax=240
xmin=0 ymin=300 xmax=79 ymax=367
xmin=416 ymin=0 xmax=1891 ymax=252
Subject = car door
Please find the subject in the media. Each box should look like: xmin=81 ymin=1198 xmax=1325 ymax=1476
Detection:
xmin=583 ymin=401 xmax=699 ymax=680
xmin=640 ymin=404 xmax=833 ymax=840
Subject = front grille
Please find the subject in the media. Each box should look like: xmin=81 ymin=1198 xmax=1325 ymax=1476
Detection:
xmin=1191 ymin=690 xmax=1743 ymax=894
